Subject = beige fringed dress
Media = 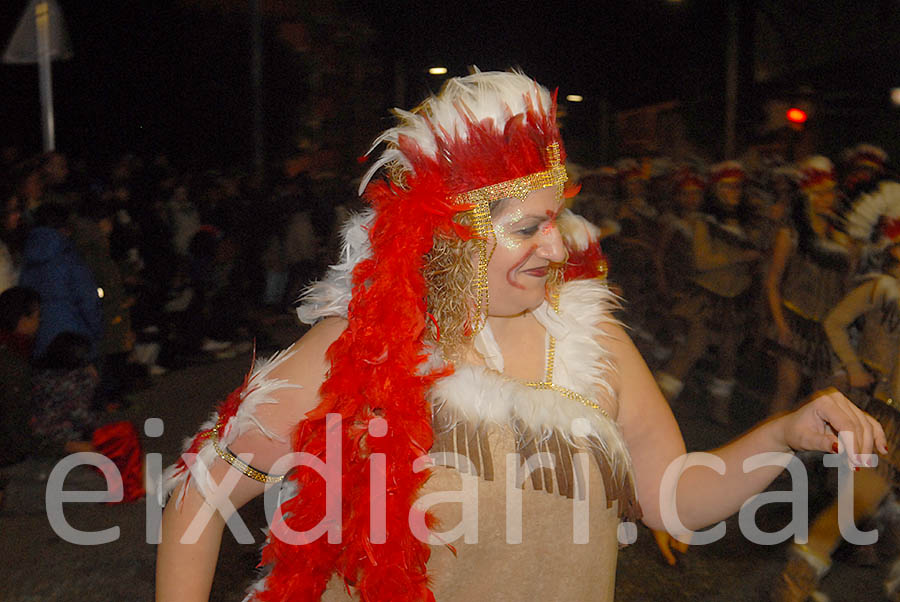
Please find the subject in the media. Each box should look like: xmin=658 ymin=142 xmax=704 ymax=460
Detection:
xmin=320 ymin=278 xmax=641 ymax=600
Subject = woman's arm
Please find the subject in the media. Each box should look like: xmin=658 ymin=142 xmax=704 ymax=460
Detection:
xmin=156 ymin=463 xmax=265 ymax=601
xmin=824 ymin=279 xmax=880 ymax=388
xmin=653 ymin=222 xmax=676 ymax=296
xmin=765 ymin=227 xmax=792 ymax=342
xmin=608 ymin=323 xmax=886 ymax=534
xmin=155 ymin=317 xmax=347 ymax=601
xmin=692 ymin=219 xmax=759 ymax=272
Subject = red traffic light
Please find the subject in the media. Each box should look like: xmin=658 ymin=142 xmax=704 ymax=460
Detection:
xmin=786 ymin=108 xmax=808 ymax=124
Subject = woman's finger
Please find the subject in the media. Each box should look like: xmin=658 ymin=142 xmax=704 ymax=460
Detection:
xmin=867 ymin=413 xmax=889 ymax=456
xmin=826 ymin=393 xmax=883 ymax=466
xmin=811 ymin=390 xmax=865 ymax=458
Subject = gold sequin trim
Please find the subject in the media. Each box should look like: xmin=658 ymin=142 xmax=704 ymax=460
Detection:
xmin=596 ymin=257 xmax=609 ymax=280
xmin=782 ymin=300 xmax=824 ymax=323
xmin=206 ymin=423 xmax=285 ymax=484
xmin=468 ymin=200 xmax=494 ymax=335
xmin=452 ymin=144 xmax=567 ymax=207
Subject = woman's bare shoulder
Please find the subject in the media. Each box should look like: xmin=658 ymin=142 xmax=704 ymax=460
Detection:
xmin=251 ymin=317 xmax=348 ymax=437
xmin=276 ymin=317 xmax=348 ymax=372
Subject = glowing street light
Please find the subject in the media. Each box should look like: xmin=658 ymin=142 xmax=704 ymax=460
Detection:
xmin=891 ymin=87 xmax=900 ymax=107
xmin=428 ymin=66 xmax=447 ymax=75
xmin=566 ymin=94 xmax=583 ymax=103
xmin=786 ymin=107 xmax=808 ymax=124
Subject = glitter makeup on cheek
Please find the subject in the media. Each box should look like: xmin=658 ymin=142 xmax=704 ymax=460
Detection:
xmin=493 ymin=207 xmax=524 ymax=250
xmin=506 ymin=245 xmax=536 ymax=290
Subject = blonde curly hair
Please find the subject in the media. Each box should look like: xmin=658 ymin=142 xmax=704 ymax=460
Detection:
xmin=423 ymin=205 xmax=564 ymax=362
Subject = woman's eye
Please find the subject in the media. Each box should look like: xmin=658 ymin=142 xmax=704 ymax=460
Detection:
xmin=517 ymin=225 xmax=539 ymax=236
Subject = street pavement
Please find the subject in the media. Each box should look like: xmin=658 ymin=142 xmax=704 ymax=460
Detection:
xmin=0 ymin=320 xmax=895 ymax=601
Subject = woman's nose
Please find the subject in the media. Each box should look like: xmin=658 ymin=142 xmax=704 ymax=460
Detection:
xmin=536 ymin=223 xmax=566 ymax=262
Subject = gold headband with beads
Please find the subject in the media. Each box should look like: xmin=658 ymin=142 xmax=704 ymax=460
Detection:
xmin=454 ymin=143 xmax=568 ymax=335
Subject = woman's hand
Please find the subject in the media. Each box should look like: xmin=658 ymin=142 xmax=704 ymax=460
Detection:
xmin=740 ymin=249 xmax=762 ymax=263
xmin=847 ymin=363 xmax=875 ymax=390
xmin=776 ymin=324 xmax=793 ymax=348
xmin=778 ymin=388 xmax=887 ymax=465
xmin=652 ymin=529 xmax=689 ymax=566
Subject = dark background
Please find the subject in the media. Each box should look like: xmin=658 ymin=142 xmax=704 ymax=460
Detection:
xmin=1 ymin=0 xmax=898 ymax=170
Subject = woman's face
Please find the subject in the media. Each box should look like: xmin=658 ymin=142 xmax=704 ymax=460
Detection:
xmin=677 ymin=187 xmax=703 ymax=212
xmin=625 ymin=177 xmax=646 ymax=200
xmin=18 ymin=306 xmax=40 ymax=337
xmin=888 ymin=242 xmax=900 ymax=264
xmin=4 ymin=197 xmax=20 ymax=231
xmin=714 ymin=179 xmax=742 ymax=209
xmin=805 ymin=181 xmax=836 ymax=215
xmin=486 ymin=186 xmax=565 ymax=316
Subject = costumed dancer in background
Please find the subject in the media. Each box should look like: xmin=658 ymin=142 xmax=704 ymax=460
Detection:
xmin=652 ymin=165 xmax=706 ymax=364
xmin=655 ymin=160 xmax=761 ymax=424
xmin=576 ymin=165 xmax=620 ymax=227
xmin=743 ymin=163 xmax=799 ymax=353
xmin=613 ymin=157 xmax=657 ymax=236
xmin=841 ymin=143 xmax=895 ymax=275
xmin=156 ymin=71 xmax=885 ymax=602
xmin=770 ymin=180 xmax=900 ymax=602
xmin=765 ymin=156 xmax=856 ymax=416
xmin=842 ymin=144 xmax=890 ymax=204
xmin=569 ymin=165 xmax=621 ymax=242
xmin=606 ymin=157 xmax=657 ymax=342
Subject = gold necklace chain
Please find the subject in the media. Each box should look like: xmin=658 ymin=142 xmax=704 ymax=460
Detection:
xmin=521 ymin=291 xmax=609 ymax=417
xmin=522 ymin=379 xmax=609 ymax=417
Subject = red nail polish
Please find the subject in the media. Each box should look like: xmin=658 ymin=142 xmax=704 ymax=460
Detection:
xmin=854 ymin=467 xmax=860 ymax=472
xmin=832 ymin=442 xmax=839 ymax=453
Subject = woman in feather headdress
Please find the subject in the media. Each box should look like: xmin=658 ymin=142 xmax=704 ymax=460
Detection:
xmin=765 ymin=155 xmax=856 ymax=416
xmin=156 ymin=71 xmax=885 ymax=602
xmin=654 ymin=160 xmax=763 ymax=424
xmin=770 ymin=181 xmax=900 ymax=602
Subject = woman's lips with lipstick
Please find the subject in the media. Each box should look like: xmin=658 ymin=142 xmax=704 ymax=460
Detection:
xmin=522 ymin=265 xmax=548 ymax=277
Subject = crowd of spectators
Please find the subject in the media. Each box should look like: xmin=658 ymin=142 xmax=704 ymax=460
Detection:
xmin=0 ymin=146 xmax=361 ymax=504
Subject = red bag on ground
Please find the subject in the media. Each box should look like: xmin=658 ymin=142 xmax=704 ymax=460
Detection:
xmin=91 ymin=421 xmax=145 ymax=503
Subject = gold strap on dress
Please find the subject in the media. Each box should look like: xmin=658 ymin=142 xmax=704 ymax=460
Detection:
xmin=206 ymin=423 xmax=285 ymax=484
xmin=522 ymin=380 xmax=609 ymax=417
xmin=522 ymin=290 xmax=610 ymax=417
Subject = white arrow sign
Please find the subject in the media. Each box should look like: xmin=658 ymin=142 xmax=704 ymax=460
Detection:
xmin=3 ymin=0 xmax=72 ymax=64
xmin=3 ymin=0 xmax=73 ymax=152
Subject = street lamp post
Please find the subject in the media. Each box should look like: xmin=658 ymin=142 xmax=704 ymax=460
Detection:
xmin=3 ymin=0 xmax=72 ymax=152
xmin=35 ymin=1 xmax=55 ymax=152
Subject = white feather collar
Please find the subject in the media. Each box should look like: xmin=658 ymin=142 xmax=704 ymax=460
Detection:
xmin=430 ymin=279 xmax=632 ymax=481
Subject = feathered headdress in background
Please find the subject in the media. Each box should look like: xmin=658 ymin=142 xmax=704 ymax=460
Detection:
xmin=709 ymin=159 xmax=746 ymax=184
xmin=797 ymin=155 xmax=837 ymax=191
xmin=846 ymin=180 xmax=900 ymax=244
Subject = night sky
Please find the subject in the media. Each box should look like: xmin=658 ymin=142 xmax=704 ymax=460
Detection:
xmin=0 ymin=1 xmax=897 ymax=169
